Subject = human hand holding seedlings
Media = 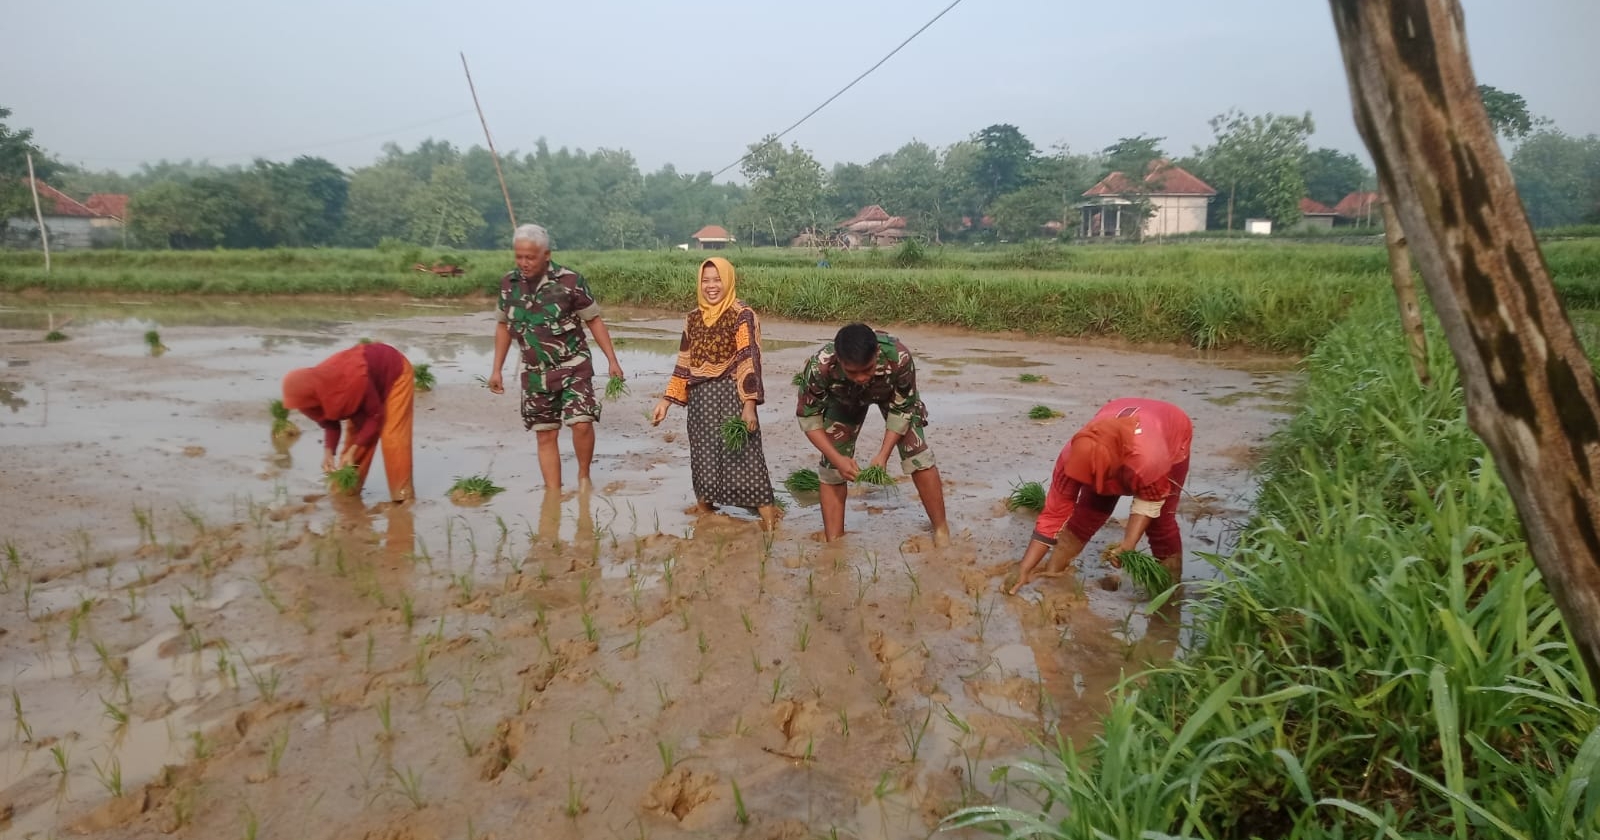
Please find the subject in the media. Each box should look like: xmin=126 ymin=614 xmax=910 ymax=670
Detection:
xmin=486 ymin=370 xmax=505 ymax=395
xmin=651 ymin=399 xmax=670 ymax=426
xmin=1102 ymin=543 xmax=1125 ymax=568
xmin=608 ymin=361 xmax=625 ymax=381
xmin=740 ymin=400 xmax=758 ymax=432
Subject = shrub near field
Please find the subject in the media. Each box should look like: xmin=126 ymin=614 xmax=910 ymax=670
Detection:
xmin=951 ymin=300 xmax=1600 ymax=839
xmin=2 ymin=242 xmax=1599 ymax=351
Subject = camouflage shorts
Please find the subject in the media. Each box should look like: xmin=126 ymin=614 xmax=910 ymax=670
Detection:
xmin=815 ymin=412 xmax=936 ymax=485
xmin=521 ymin=363 xmax=600 ymax=431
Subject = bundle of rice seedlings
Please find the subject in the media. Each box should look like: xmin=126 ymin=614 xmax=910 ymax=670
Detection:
xmin=791 ymin=371 xmax=807 ymax=388
xmin=855 ymin=464 xmax=895 ymax=487
xmin=413 ymin=363 xmax=436 ymax=392
xmin=448 ymin=474 xmax=505 ymax=505
xmin=1117 ymin=550 xmax=1173 ymax=595
xmin=1027 ymin=405 xmax=1061 ymax=420
xmin=720 ymin=416 xmax=750 ymax=451
xmin=784 ymin=468 xmax=821 ymax=494
xmin=1005 ymin=480 xmax=1046 ymax=513
xmin=605 ymin=377 xmax=629 ymax=400
xmin=1017 ymin=373 xmax=1046 ymax=383
xmin=325 ymin=465 xmax=361 ymax=494
xmin=144 ymin=330 xmax=168 ymax=356
xmin=269 ymin=399 xmax=300 ymax=439
xmin=44 ymin=331 xmax=68 ymax=342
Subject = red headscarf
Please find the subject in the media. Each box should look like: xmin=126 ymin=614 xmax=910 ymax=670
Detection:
xmin=1062 ymin=415 xmax=1138 ymax=495
xmin=281 ymin=345 xmax=369 ymax=422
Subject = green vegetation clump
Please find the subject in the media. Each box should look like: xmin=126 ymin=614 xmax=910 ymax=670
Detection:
xmin=1005 ymin=480 xmax=1045 ymax=513
xmin=719 ymin=416 xmax=749 ymax=452
xmin=1116 ymin=550 xmax=1172 ymax=595
xmin=783 ymin=468 xmax=820 ymax=494
xmin=325 ymin=466 xmax=360 ymax=494
xmin=605 ymin=377 xmax=628 ymax=400
xmin=412 ymin=363 xmax=435 ymax=392
xmin=950 ymin=301 xmax=1600 ymax=838
xmin=448 ymin=475 xmax=505 ymax=505
xmin=44 ymin=330 xmax=67 ymax=342
xmin=855 ymin=465 xmax=894 ymax=487
xmin=1027 ymin=404 xmax=1061 ymax=420
xmin=269 ymin=399 xmax=299 ymax=439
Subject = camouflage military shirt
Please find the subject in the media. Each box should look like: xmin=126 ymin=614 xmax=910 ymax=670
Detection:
xmin=795 ymin=331 xmax=928 ymax=435
xmin=497 ymin=262 xmax=602 ymax=381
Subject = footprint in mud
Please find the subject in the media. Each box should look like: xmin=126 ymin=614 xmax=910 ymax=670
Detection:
xmin=642 ymin=767 xmax=719 ymax=822
xmin=479 ymin=717 xmax=527 ymax=781
xmin=869 ymin=633 xmax=926 ymax=697
xmin=518 ymin=639 xmax=598 ymax=693
xmin=770 ymin=698 xmax=829 ymax=757
xmin=934 ymin=593 xmax=972 ymax=629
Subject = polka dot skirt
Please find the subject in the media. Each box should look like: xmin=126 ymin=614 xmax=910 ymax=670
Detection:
xmin=686 ymin=377 xmax=776 ymax=508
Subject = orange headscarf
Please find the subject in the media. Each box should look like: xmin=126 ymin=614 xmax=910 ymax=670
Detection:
xmin=697 ymin=257 xmax=739 ymax=327
xmin=1062 ymin=415 xmax=1138 ymax=494
xmin=281 ymin=345 xmax=370 ymax=422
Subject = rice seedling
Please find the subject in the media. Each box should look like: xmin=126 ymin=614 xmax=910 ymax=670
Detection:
xmin=266 ymin=727 xmax=289 ymax=777
xmin=91 ymin=755 xmax=123 ymax=797
xmin=731 ymin=779 xmax=749 ymax=825
xmin=268 ymin=399 xmax=299 ymax=439
xmin=391 ymin=764 xmax=426 ymax=810
xmin=791 ymin=370 xmax=807 ymax=388
xmin=145 ymin=329 xmax=168 ymax=356
xmin=796 ymin=622 xmax=811 ymax=652
xmin=374 ymin=694 xmax=393 ymax=742
xmin=357 ymin=336 xmax=373 ymax=344
xmin=784 ymin=468 xmax=821 ymax=493
xmin=565 ymin=773 xmax=588 ymax=818
xmin=45 ymin=330 xmax=68 ymax=342
xmin=855 ymin=464 xmax=895 ymax=488
xmin=1116 ymin=549 xmax=1172 ymax=595
xmin=719 ymin=415 xmax=749 ymax=451
xmin=412 ymin=362 xmax=435 ymax=391
xmin=325 ymin=465 xmax=360 ymax=494
xmin=901 ymin=703 xmax=933 ymax=762
xmin=1017 ymin=373 xmax=1046 ymax=383
xmin=604 ymin=376 xmax=628 ymax=399
xmin=11 ymin=689 xmax=32 ymax=742
xmin=657 ymin=740 xmax=677 ymax=774
xmin=1027 ymin=404 xmax=1061 ymax=420
xmin=454 ymin=714 xmax=480 ymax=757
xmin=1005 ymin=479 xmax=1046 ymax=513
xmin=189 ymin=729 xmax=210 ymax=760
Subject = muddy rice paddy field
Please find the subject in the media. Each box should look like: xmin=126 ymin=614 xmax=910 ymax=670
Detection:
xmin=0 ymin=297 xmax=1295 ymax=840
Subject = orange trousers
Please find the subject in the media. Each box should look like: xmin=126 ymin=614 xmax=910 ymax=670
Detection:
xmin=348 ymin=357 xmax=415 ymax=502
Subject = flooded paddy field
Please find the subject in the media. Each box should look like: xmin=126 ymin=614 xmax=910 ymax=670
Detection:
xmin=0 ymin=297 xmax=1295 ymax=840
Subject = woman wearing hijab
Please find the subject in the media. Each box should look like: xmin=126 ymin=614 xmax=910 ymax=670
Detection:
xmin=651 ymin=258 xmax=780 ymax=530
xmin=281 ymin=341 xmax=416 ymax=503
xmin=1008 ymin=397 xmax=1192 ymax=595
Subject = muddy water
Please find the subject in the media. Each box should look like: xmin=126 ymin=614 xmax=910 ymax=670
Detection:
xmin=0 ymin=297 xmax=1295 ymax=840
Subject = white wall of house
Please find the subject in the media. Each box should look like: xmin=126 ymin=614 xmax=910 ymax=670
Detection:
xmin=1143 ymin=195 xmax=1209 ymax=237
xmin=3 ymin=216 xmax=109 ymax=249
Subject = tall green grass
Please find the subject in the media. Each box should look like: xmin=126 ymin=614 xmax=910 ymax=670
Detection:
xmin=950 ymin=301 xmax=1599 ymax=838
xmin=3 ymin=242 xmax=1600 ymax=351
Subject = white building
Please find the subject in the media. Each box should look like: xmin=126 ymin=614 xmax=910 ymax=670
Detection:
xmin=1078 ymin=161 xmax=1216 ymax=239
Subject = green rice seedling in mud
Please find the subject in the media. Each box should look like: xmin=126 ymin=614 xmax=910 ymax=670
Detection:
xmin=731 ymin=779 xmax=750 ymax=825
xmin=657 ymin=740 xmax=678 ymax=775
xmin=12 ymin=689 xmax=33 ymax=742
xmin=565 ymin=773 xmax=588 ymax=818
xmin=412 ymin=362 xmax=435 ymax=392
xmin=1116 ymin=550 xmax=1173 ymax=596
xmin=325 ymin=465 xmax=360 ymax=495
xmin=1006 ymin=480 xmax=1046 ymax=513
xmin=791 ymin=370 xmax=807 ymax=388
xmin=268 ymin=399 xmax=300 ymax=439
xmin=145 ymin=329 xmax=167 ymax=356
xmin=604 ymin=376 xmax=628 ymax=400
xmin=719 ymin=415 xmax=749 ymax=451
xmin=391 ymin=764 xmax=426 ymax=810
xmin=448 ymin=474 xmax=506 ymax=506
xmin=796 ymin=622 xmax=812 ymax=652
xmin=91 ymin=755 xmax=124 ymax=798
xmin=1017 ymin=372 xmax=1047 ymax=383
xmin=374 ymin=694 xmax=394 ymax=742
xmin=784 ymin=467 xmax=821 ymax=493
xmin=1027 ymin=404 xmax=1062 ymax=420
xmin=45 ymin=330 xmax=67 ymax=342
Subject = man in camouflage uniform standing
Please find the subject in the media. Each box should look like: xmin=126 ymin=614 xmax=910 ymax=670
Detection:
xmin=488 ymin=224 xmax=624 ymax=491
xmin=796 ymin=322 xmax=950 ymax=546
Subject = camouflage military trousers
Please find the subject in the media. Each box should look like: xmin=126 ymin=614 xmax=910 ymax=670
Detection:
xmin=520 ymin=359 xmax=600 ymax=432
xmin=814 ymin=403 xmax=936 ymax=486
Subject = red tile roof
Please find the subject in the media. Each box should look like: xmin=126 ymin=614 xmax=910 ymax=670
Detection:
xmin=85 ymin=193 xmax=129 ymax=221
xmin=1299 ymin=197 xmax=1339 ymax=216
xmin=1333 ymin=191 xmax=1381 ymax=219
xmin=1083 ymin=160 xmax=1216 ymax=197
xmin=23 ymin=178 xmax=102 ymax=218
xmin=841 ymin=205 xmax=891 ymax=226
xmin=691 ymin=225 xmax=732 ymax=241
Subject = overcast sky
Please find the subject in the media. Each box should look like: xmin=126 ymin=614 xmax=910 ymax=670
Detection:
xmin=6 ymin=0 xmax=1595 ymax=181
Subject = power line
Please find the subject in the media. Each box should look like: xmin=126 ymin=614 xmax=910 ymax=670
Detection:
xmin=712 ymin=0 xmax=967 ymax=179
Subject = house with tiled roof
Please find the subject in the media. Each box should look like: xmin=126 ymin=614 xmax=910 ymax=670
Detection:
xmin=1333 ymin=191 xmax=1382 ymax=226
xmin=4 ymin=178 xmax=128 ymax=249
xmin=1079 ymin=160 xmax=1215 ymax=238
xmin=836 ymin=204 xmax=909 ymax=248
xmin=1297 ymin=197 xmax=1341 ymax=230
xmin=690 ymin=224 xmax=734 ymax=250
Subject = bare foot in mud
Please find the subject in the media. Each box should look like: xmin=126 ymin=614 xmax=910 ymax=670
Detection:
xmin=932 ymin=524 xmax=951 ymax=548
xmin=685 ymin=500 xmax=719 ymax=515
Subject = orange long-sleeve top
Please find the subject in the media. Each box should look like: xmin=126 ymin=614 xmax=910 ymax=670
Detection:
xmin=663 ymin=303 xmax=765 ymax=406
xmin=1032 ymin=398 xmax=1193 ymax=543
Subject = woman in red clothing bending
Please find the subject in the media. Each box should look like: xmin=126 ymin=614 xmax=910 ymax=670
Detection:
xmin=1009 ymin=398 xmax=1192 ymax=595
xmin=281 ymin=342 xmax=416 ymax=503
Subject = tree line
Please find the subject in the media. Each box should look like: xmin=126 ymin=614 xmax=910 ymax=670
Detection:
xmin=2 ymin=85 xmax=1595 ymax=251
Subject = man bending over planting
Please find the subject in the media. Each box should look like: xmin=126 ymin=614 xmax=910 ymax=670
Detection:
xmin=488 ymin=224 xmax=625 ymax=491
xmin=1008 ymin=397 xmax=1192 ymax=595
xmin=796 ymin=322 xmax=949 ymax=546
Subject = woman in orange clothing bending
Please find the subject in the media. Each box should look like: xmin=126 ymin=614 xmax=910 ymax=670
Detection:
xmin=650 ymin=257 xmax=780 ymax=530
xmin=1009 ymin=397 xmax=1193 ymax=595
xmin=281 ymin=342 xmax=416 ymax=503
